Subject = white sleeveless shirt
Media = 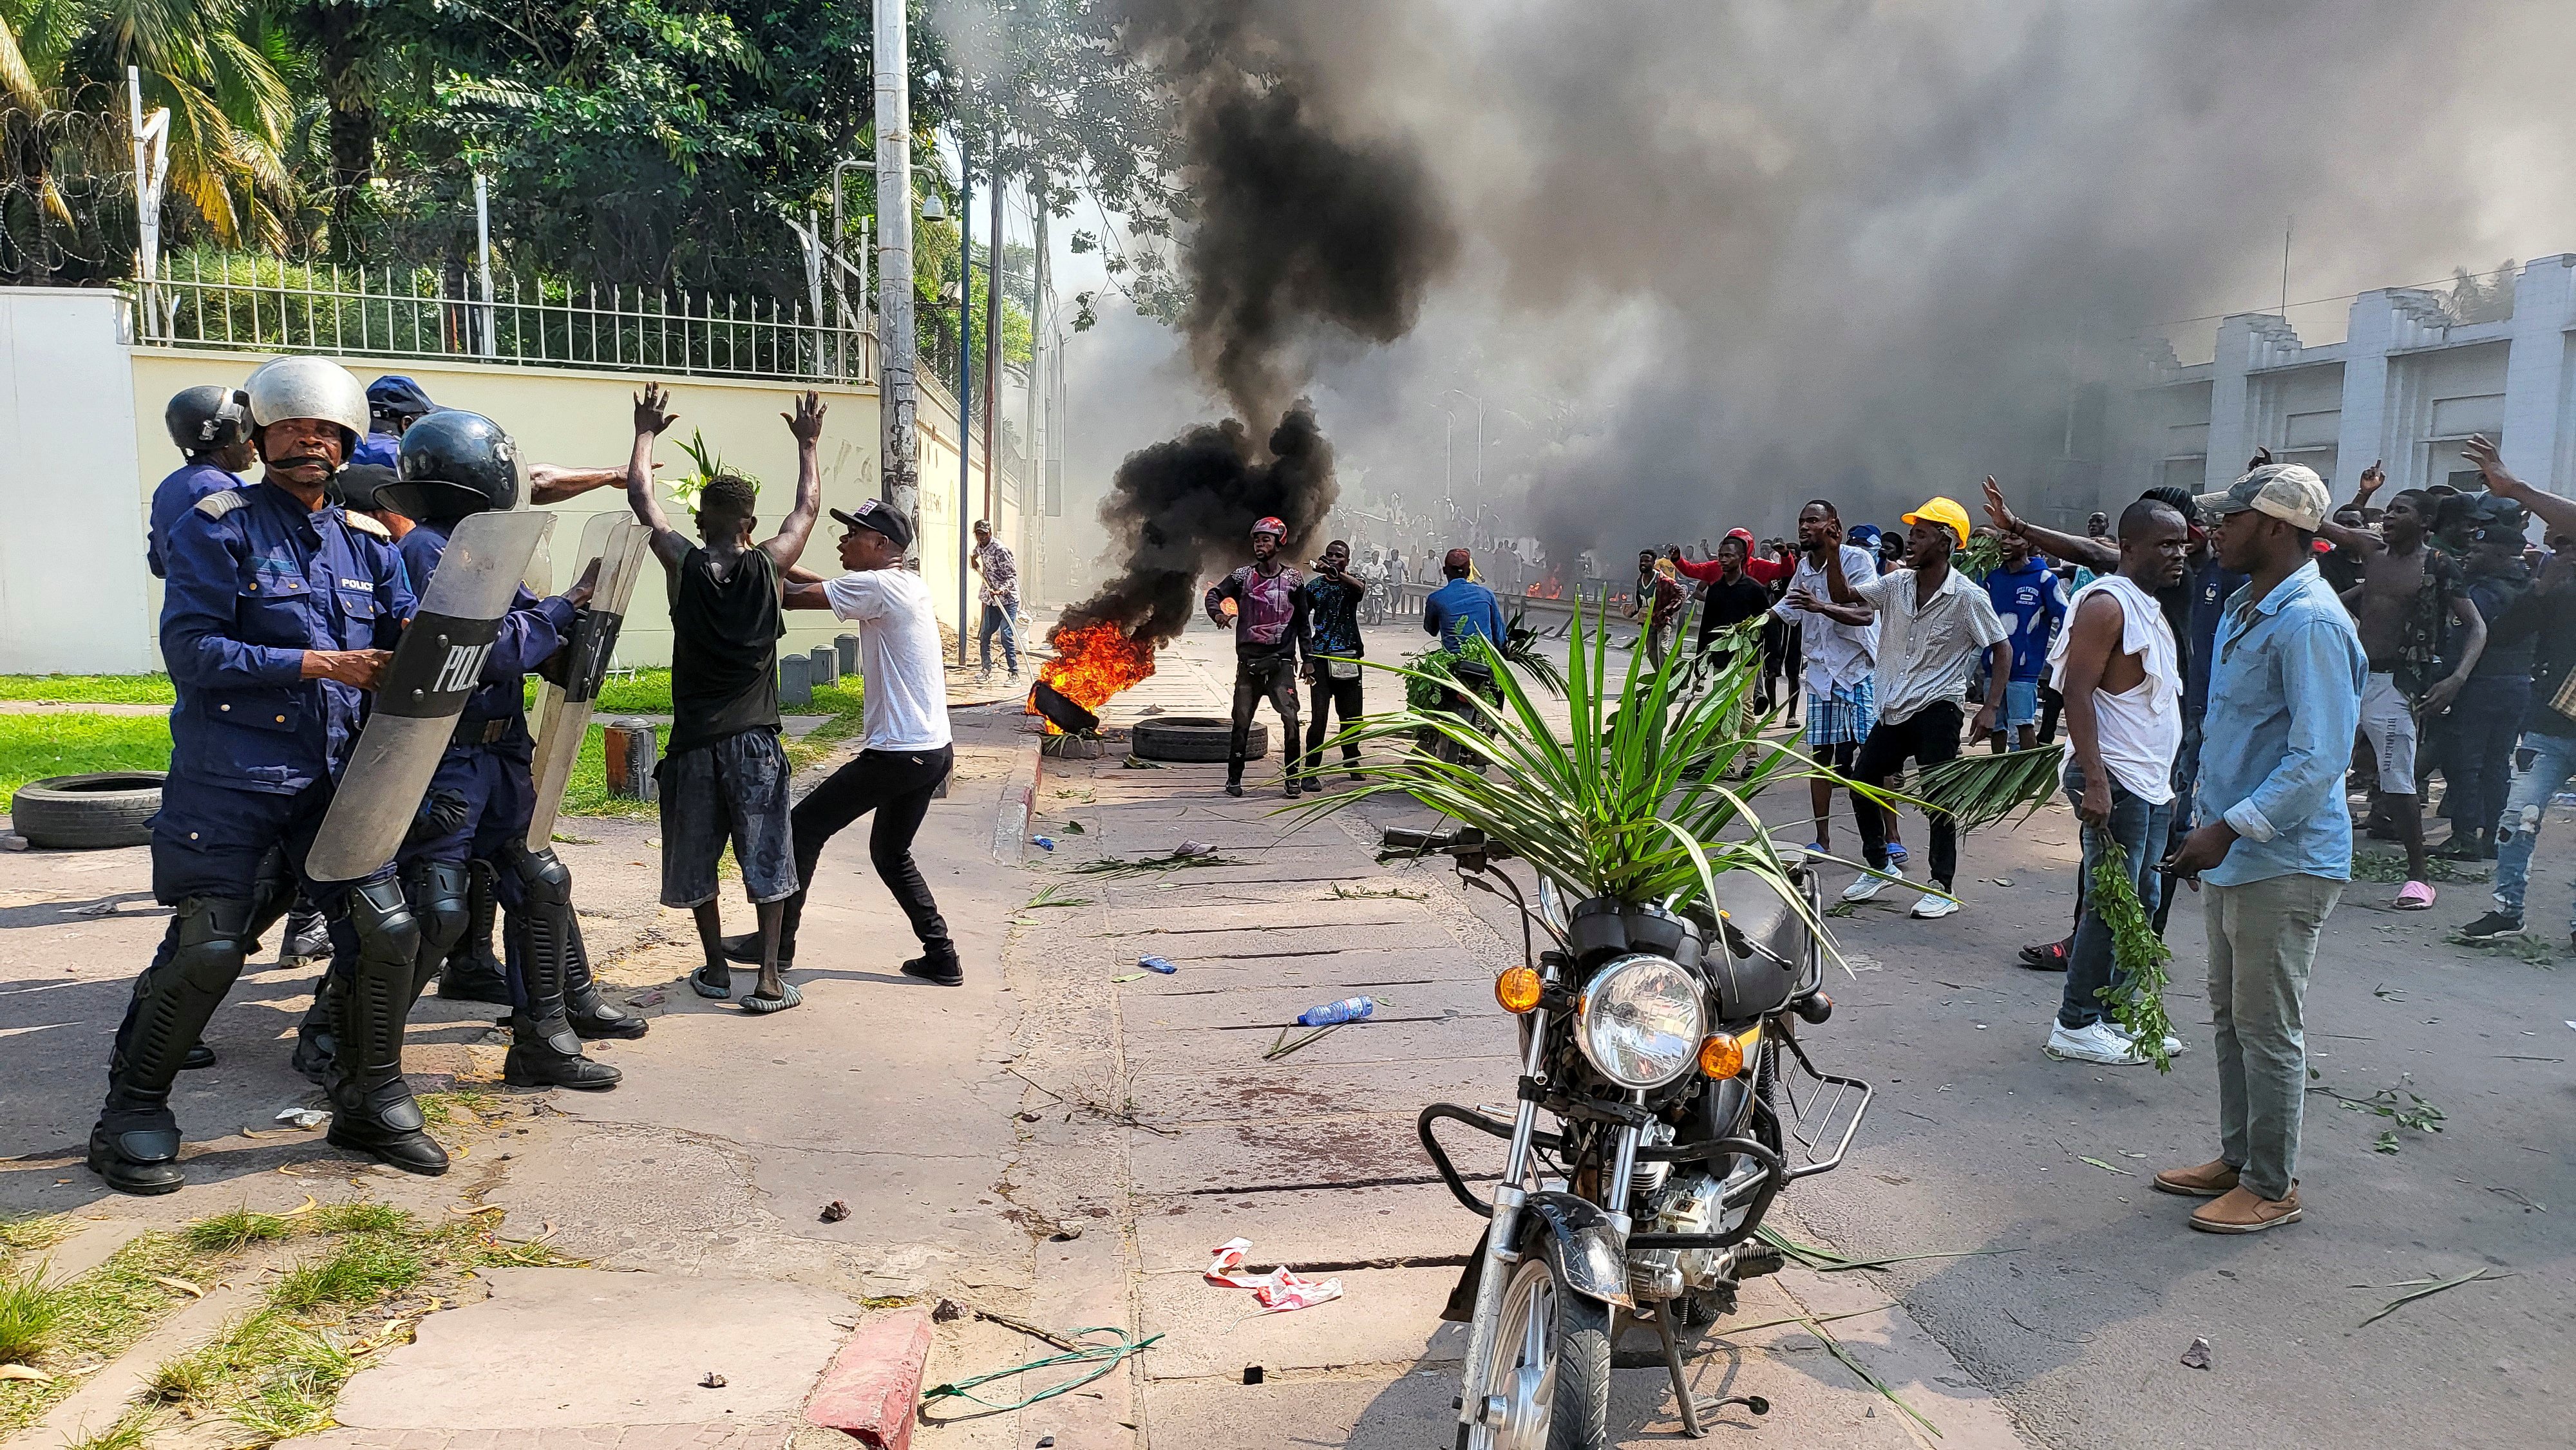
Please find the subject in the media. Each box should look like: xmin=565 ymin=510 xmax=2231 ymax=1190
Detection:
xmin=2046 ymin=574 xmax=2181 ymax=804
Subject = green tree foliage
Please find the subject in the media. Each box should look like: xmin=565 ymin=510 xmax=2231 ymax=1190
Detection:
xmin=5 ymin=0 xmax=1180 ymax=339
xmin=2 ymin=0 xmax=296 ymax=279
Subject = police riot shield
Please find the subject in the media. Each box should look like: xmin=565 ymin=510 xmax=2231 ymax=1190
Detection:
xmin=306 ymin=509 xmax=556 ymax=883
xmin=524 ymin=513 xmax=655 ymax=849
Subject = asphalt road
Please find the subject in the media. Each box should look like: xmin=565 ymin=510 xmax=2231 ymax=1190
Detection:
xmin=1393 ymin=618 xmax=2576 ymax=1450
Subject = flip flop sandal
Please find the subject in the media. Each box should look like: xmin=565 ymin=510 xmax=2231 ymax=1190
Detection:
xmin=2393 ymin=881 xmax=2436 ymax=910
xmin=741 ymin=983 xmax=803 ymax=1014
xmin=690 ymin=964 xmax=733 ymax=1000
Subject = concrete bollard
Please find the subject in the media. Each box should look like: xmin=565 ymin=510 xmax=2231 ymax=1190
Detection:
xmin=603 ymin=718 xmax=659 ymax=802
xmin=779 ymin=652 xmax=813 ymax=708
xmin=809 ymin=644 xmax=840 ymax=686
xmin=835 ymin=633 xmax=860 ymax=675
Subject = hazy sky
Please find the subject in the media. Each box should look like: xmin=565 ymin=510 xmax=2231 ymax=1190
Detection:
xmin=979 ymin=0 xmax=2576 ymax=570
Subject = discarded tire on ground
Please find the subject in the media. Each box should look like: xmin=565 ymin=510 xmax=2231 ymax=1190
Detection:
xmin=10 ymin=772 xmax=164 ymax=849
xmin=1132 ymin=716 xmax=1262 ymax=763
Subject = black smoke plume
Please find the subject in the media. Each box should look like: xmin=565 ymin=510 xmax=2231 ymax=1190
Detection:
xmin=1050 ymin=0 xmax=1455 ymax=648
xmin=1061 ymin=408 xmax=1334 ymax=642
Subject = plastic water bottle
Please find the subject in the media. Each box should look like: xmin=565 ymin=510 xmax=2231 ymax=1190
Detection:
xmin=1139 ymin=955 xmax=1179 ymax=975
xmin=1297 ymin=997 xmax=1376 ymax=1027
xmin=1032 ymin=835 xmax=1056 ymax=851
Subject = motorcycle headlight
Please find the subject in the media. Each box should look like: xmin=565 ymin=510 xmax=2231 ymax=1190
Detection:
xmin=1577 ymin=953 xmax=1707 ymax=1089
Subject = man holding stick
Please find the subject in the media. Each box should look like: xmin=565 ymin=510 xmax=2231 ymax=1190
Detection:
xmin=2043 ymin=498 xmax=2190 ymax=1066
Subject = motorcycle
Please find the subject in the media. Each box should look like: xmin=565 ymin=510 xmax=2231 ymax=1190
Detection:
xmin=1388 ymin=825 xmax=1871 ymax=1447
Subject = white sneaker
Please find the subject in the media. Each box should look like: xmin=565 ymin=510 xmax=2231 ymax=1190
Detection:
xmin=1841 ymin=867 xmax=1906 ymax=904
xmin=2045 ymin=1021 xmax=2149 ymax=1066
xmin=1909 ymin=889 xmax=1960 ymax=919
xmin=2107 ymin=1021 xmax=2186 ymax=1058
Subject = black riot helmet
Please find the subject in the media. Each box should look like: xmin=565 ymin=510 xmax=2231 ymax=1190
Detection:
xmin=376 ymin=409 xmax=525 ymax=522
xmin=166 ymin=385 xmax=250 ymax=456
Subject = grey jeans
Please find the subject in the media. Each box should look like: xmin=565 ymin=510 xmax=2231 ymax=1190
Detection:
xmin=2204 ymin=873 xmax=2343 ymax=1200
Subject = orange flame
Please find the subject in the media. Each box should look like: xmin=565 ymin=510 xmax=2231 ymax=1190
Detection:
xmin=1526 ymin=574 xmax=1563 ymax=599
xmin=1031 ymin=621 xmax=1158 ymax=724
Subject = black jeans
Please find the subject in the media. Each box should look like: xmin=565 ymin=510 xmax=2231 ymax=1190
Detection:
xmin=1853 ymin=702 xmax=1963 ymax=889
xmin=779 ymin=744 xmax=954 ymax=964
xmin=1230 ymin=649 xmax=1302 ymax=783
xmin=2438 ymin=674 xmax=2531 ymax=835
xmin=1303 ymin=666 xmax=1365 ymax=775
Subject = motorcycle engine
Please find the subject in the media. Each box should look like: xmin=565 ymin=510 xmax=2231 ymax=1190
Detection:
xmin=1654 ymin=1171 xmax=1731 ymax=1290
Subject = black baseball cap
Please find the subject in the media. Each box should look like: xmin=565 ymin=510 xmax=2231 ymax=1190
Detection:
xmin=832 ymin=498 xmax=914 ymax=549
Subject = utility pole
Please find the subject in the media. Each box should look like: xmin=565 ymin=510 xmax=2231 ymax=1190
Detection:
xmin=981 ymin=142 xmax=1004 ymax=529
xmin=1025 ymin=180 xmax=1048 ymax=601
xmin=956 ymin=131 xmax=975 ymax=666
xmin=872 ymin=0 xmax=919 ymax=561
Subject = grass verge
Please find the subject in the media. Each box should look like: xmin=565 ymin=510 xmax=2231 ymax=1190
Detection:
xmin=0 ymin=715 xmax=174 ymax=805
xmin=0 ymin=1234 xmax=229 ymax=1436
xmin=144 ymin=1209 xmax=573 ymax=1443
xmin=0 ymin=675 xmax=175 ymax=705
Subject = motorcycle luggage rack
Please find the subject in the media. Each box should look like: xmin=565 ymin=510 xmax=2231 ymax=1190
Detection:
xmin=1770 ymin=1030 xmax=1873 ymax=1180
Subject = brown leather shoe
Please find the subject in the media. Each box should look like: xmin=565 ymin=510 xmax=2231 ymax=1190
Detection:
xmin=2189 ymin=1183 xmax=2302 ymax=1234
xmin=2152 ymin=1158 xmax=2240 ymax=1197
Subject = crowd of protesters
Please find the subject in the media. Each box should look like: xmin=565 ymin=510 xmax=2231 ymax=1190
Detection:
xmin=1218 ymin=442 xmax=2576 ymax=1237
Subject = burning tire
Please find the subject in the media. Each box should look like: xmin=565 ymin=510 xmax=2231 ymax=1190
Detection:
xmin=1133 ymin=716 xmax=1264 ymax=762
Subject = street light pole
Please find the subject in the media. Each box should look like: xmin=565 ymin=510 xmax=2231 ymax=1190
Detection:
xmin=871 ymin=0 xmax=920 ymax=560
xmin=956 ymin=130 xmax=976 ymax=666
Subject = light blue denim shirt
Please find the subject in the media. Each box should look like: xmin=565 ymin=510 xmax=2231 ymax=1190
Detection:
xmin=2197 ymin=560 xmax=2367 ymax=886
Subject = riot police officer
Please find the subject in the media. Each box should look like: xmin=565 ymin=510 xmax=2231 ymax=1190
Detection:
xmin=90 ymin=357 xmax=443 ymax=1194
xmin=375 ymin=411 xmax=641 ymax=1089
xmin=147 ymin=388 xmax=338 ymax=1064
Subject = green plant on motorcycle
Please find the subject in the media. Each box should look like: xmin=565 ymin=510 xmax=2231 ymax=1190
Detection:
xmin=1299 ymin=608 xmax=2060 ymax=939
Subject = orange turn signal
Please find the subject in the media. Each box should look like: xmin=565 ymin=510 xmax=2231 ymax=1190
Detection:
xmin=1698 ymin=1024 xmax=1759 ymax=1079
xmin=1495 ymin=966 xmax=1543 ymax=1014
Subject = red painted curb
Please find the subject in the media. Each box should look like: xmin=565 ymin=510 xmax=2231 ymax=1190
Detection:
xmin=805 ymin=1306 xmax=933 ymax=1448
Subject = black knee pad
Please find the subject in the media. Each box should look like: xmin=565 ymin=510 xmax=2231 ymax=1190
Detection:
xmin=166 ymin=896 xmax=254 ymax=993
xmin=406 ymin=862 xmax=470 ymax=961
xmin=345 ymin=878 xmax=421 ymax=979
xmin=500 ymin=845 xmax=574 ymax=909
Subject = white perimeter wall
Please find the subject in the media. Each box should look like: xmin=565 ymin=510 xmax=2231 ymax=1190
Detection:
xmin=0 ymin=294 xmax=1018 ymax=674
xmin=0 ymin=290 xmax=153 ymax=672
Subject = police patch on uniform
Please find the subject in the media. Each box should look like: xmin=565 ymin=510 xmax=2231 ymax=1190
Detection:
xmin=193 ymin=489 xmax=247 ymax=520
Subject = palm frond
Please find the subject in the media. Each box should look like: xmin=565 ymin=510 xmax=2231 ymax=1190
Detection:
xmin=1289 ymin=601 xmax=1871 ymax=961
xmin=1915 ymin=744 xmax=2067 ymax=833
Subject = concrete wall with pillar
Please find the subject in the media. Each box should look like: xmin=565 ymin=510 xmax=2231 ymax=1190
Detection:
xmin=0 ymin=293 xmax=1023 ymax=673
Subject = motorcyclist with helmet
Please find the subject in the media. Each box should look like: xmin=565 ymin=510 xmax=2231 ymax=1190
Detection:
xmin=90 ymin=357 xmax=442 ymax=1194
xmin=370 ymin=411 xmax=643 ymax=1089
xmin=1205 ymin=516 xmax=1311 ymax=799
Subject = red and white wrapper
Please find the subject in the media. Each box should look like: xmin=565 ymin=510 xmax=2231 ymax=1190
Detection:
xmin=1204 ymin=1237 xmax=1343 ymax=1313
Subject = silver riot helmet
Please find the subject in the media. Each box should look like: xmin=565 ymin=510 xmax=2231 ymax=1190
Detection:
xmin=243 ymin=356 xmax=370 ymax=455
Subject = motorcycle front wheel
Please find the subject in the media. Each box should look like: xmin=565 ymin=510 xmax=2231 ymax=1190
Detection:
xmin=1473 ymin=1254 xmax=1611 ymax=1450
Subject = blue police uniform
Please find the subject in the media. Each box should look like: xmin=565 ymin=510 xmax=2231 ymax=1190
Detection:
xmin=391 ymin=519 xmax=633 ymax=1086
xmin=392 ymin=520 xmax=572 ymax=898
xmin=93 ymin=476 xmax=436 ymax=1195
xmin=153 ymin=478 xmax=411 ymax=887
xmin=351 ymin=430 xmax=402 ymax=471
xmin=146 ymin=461 xmax=246 ymax=580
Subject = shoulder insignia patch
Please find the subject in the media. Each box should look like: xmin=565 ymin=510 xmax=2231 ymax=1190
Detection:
xmin=192 ymin=489 xmax=248 ymax=520
xmin=343 ymin=511 xmax=392 ymax=540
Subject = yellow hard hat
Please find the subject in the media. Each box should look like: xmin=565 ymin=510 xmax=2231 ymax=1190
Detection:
xmin=1903 ymin=496 xmax=1972 ymax=546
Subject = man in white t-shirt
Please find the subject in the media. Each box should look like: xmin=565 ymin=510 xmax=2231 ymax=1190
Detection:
xmin=1820 ymin=496 xmax=2012 ymax=919
xmin=719 ymin=499 xmax=963 ymax=985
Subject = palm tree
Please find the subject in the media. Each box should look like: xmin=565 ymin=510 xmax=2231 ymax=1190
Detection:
xmin=1 ymin=0 xmax=294 ymax=279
